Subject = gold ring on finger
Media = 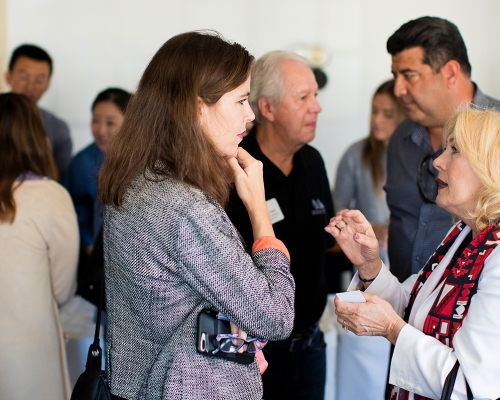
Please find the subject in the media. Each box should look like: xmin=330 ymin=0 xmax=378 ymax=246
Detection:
xmin=336 ymin=222 xmax=347 ymax=231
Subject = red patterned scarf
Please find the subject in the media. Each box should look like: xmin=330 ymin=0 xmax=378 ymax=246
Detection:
xmin=388 ymin=221 xmax=500 ymax=400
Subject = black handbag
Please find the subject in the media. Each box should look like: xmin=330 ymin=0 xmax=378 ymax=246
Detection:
xmin=70 ymin=268 xmax=111 ymax=400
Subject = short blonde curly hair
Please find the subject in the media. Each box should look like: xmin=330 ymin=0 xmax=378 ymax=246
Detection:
xmin=443 ymin=107 xmax=500 ymax=231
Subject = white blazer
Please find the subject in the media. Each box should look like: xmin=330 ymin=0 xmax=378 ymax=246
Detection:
xmin=349 ymin=224 xmax=500 ymax=400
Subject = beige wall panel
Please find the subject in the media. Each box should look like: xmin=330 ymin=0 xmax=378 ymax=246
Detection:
xmin=0 ymin=0 xmax=6 ymax=93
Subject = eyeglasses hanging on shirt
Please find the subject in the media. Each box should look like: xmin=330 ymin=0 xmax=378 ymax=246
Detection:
xmin=417 ymin=151 xmax=442 ymax=203
xmin=212 ymin=334 xmax=268 ymax=355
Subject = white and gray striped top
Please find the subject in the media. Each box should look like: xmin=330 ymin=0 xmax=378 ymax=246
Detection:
xmin=104 ymin=173 xmax=295 ymax=400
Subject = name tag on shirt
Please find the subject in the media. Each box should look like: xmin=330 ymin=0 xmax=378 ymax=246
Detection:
xmin=266 ymin=198 xmax=285 ymax=225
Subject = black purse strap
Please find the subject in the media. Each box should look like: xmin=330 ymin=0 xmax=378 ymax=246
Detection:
xmin=441 ymin=360 xmax=460 ymax=400
xmin=90 ymin=267 xmax=105 ymax=356
xmin=441 ymin=360 xmax=474 ymax=400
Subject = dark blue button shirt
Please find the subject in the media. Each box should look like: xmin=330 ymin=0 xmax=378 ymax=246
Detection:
xmin=39 ymin=107 xmax=72 ymax=182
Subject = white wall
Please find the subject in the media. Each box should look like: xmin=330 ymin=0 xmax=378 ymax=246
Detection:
xmin=6 ymin=0 xmax=500 ymax=186
xmin=0 ymin=0 xmax=7 ymax=92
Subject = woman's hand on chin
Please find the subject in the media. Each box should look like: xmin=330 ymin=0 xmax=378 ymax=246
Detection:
xmin=226 ymin=147 xmax=265 ymax=209
xmin=227 ymin=147 xmax=274 ymax=239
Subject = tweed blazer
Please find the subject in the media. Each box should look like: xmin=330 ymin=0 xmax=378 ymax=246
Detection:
xmin=104 ymin=173 xmax=295 ymax=400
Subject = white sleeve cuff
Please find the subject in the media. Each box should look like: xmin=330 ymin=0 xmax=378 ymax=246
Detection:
xmin=348 ymin=261 xmax=409 ymax=315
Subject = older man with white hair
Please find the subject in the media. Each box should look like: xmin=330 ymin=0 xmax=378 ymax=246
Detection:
xmin=226 ymin=51 xmax=334 ymax=400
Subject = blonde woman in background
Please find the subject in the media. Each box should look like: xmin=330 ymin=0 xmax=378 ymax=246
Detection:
xmin=333 ymin=80 xmax=405 ymax=400
xmin=334 ymin=79 xmax=405 ymax=267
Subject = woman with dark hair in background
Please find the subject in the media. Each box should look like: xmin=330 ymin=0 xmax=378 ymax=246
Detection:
xmin=0 ymin=93 xmax=79 ymax=400
xmin=98 ymin=31 xmax=295 ymax=400
xmin=333 ymin=79 xmax=405 ymax=400
xmin=62 ymin=89 xmax=131 ymax=380
xmin=66 ymin=88 xmax=132 ymax=255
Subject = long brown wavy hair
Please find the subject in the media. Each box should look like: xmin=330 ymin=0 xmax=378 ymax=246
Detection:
xmin=0 ymin=93 xmax=57 ymax=223
xmin=98 ymin=31 xmax=254 ymax=207
xmin=362 ymin=79 xmax=405 ymax=194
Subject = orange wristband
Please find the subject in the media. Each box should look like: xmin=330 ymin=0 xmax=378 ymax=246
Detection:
xmin=251 ymin=236 xmax=290 ymax=261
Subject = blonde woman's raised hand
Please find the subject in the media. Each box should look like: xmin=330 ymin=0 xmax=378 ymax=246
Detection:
xmin=325 ymin=209 xmax=381 ymax=279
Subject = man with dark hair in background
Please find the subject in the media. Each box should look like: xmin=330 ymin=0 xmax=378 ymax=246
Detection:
xmin=226 ymin=50 xmax=334 ymax=400
xmin=385 ymin=16 xmax=500 ymax=282
xmin=4 ymin=44 xmax=72 ymax=181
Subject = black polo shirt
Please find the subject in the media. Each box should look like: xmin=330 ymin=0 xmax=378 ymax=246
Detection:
xmin=226 ymin=127 xmax=334 ymax=333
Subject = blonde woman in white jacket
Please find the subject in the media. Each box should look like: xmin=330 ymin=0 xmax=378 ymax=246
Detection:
xmin=327 ymin=108 xmax=500 ymax=400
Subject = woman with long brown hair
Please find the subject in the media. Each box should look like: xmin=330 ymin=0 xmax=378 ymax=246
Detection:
xmin=0 ymin=93 xmax=79 ymax=400
xmin=98 ymin=31 xmax=295 ymax=400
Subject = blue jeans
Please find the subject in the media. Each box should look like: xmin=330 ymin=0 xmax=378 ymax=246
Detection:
xmin=262 ymin=328 xmax=326 ymax=400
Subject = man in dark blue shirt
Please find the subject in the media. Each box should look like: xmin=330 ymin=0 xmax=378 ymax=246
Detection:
xmin=226 ymin=51 xmax=334 ymax=400
xmin=385 ymin=17 xmax=500 ymax=281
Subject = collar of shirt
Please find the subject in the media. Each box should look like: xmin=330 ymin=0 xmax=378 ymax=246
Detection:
xmin=243 ymin=126 xmax=307 ymax=182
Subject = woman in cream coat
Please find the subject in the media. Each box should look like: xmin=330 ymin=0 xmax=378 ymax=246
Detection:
xmin=0 ymin=93 xmax=79 ymax=400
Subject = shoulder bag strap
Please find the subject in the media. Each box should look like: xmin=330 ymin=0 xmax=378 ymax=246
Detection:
xmin=91 ymin=268 xmax=105 ymax=354
xmin=441 ymin=360 xmax=475 ymax=400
